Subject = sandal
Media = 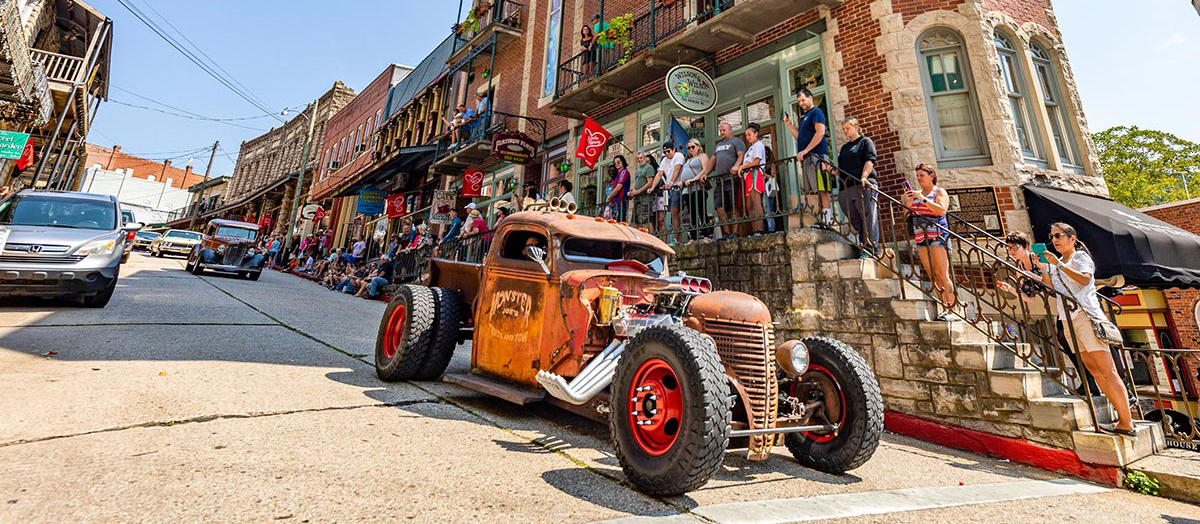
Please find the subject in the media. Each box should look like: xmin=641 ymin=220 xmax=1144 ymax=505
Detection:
xmin=1098 ymin=423 xmax=1137 ymax=438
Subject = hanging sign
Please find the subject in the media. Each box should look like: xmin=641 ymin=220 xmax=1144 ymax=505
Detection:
xmin=386 ymin=193 xmax=407 ymax=218
xmin=300 ymin=203 xmax=322 ymax=220
xmin=491 ymin=130 xmax=537 ymax=165
xmin=0 ymin=131 xmax=30 ymax=160
xmin=357 ymin=189 xmax=386 ymax=215
xmin=664 ymin=65 xmax=717 ymax=114
xmin=428 ymin=190 xmax=456 ymax=225
xmin=462 ymin=170 xmax=484 ymax=198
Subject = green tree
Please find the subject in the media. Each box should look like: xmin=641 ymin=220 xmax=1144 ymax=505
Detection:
xmin=1094 ymin=126 xmax=1200 ymax=209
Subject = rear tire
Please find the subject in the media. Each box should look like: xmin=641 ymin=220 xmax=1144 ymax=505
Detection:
xmin=190 ymin=260 xmax=204 ymax=275
xmin=783 ymin=336 xmax=883 ymax=474
xmin=248 ymin=271 xmax=261 ymax=281
xmin=415 ymin=287 xmax=465 ymax=380
xmin=375 ymin=285 xmax=436 ymax=381
xmin=610 ymin=325 xmax=731 ymax=496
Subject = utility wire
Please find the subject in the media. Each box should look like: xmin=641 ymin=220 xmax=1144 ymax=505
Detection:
xmin=109 ymin=99 xmax=270 ymax=131
xmin=113 ymin=0 xmax=284 ymax=123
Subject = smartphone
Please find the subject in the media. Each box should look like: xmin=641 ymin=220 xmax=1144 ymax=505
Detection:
xmin=1031 ymin=243 xmax=1048 ymax=263
xmin=902 ymin=179 xmax=912 ymax=192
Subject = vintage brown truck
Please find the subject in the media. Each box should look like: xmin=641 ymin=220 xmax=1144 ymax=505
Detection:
xmin=374 ymin=203 xmax=883 ymax=496
xmin=185 ymin=218 xmax=265 ymax=280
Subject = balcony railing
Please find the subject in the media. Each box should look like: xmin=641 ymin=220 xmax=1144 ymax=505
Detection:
xmin=30 ymin=49 xmax=83 ymax=84
xmin=555 ymin=0 xmax=730 ymax=98
xmin=1122 ymin=346 xmax=1200 ymax=450
xmin=451 ymin=0 xmax=525 ymax=62
xmin=434 ymin=109 xmax=547 ymax=168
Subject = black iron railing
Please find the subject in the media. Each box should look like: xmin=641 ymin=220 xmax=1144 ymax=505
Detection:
xmin=436 ymin=110 xmax=547 ymax=161
xmin=391 ymin=231 xmax=493 ymax=284
xmin=452 ymin=0 xmax=524 ymax=54
xmin=555 ymin=0 xmax=733 ymax=98
xmin=1122 ymin=347 xmax=1200 ymax=449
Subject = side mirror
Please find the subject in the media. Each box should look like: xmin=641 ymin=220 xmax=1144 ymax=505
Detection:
xmin=523 ymin=245 xmax=550 ymax=275
xmin=122 ymin=222 xmax=144 ymax=232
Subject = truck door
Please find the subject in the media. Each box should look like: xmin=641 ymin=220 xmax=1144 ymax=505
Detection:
xmin=473 ymin=226 xmax=553 ymax=386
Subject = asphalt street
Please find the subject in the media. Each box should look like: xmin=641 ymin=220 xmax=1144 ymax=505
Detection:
xmin=1 ymin=253 xmax=1195 ymax=523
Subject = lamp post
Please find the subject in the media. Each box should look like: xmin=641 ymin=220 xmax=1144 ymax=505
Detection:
xmin=281 ymin=100 xmax=320 ymax=259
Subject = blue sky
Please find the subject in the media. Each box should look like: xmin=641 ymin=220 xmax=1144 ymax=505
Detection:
xmin=86 ymin=1 xmax=1199 ymax=178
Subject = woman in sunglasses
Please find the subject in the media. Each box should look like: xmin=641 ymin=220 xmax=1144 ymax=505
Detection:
xmin=904 ymin=163 xmax=957 ymax=320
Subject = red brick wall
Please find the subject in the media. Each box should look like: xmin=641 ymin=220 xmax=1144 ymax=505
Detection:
xmin=1144 ymin=200 xmax=1200 ymax=236
xmin=83 ymin=143 xmax=208 ymax=189
xmin=1146 ymin=201 xmax=1200 ymax=353
xmin=981 ymin=0 xmax=1056 ymax=35
xmin=311 ymin=66 xmax=406 ymax=200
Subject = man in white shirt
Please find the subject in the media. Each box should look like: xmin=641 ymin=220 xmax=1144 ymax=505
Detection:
xmin=657 ymin=141 xmax=686 ymax=243
xmin=558 ymin=180 xmax=576 ymax=205
xmin=351 ymin=236 xmax=367 ymax=262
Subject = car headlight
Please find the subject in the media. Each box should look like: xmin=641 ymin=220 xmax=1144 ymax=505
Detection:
xmin=217 ymin=245 xmax=226 ymax=254
xmin=776 ymin=340 xmax=810 ymax=376
xmin=247 ymin=247 xmax=256 ymax=255
xmin=78 ymin=239 xmax=117 ymax=256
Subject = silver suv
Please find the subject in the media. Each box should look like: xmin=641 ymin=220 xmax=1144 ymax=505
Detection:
xmin=0 ymin=190 xmax=140 ymax=307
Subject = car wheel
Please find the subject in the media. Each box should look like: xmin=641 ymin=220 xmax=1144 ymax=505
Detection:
xmin=248 ymin=271 xmax=261 ymax=281
xmin=190 ymin=260 xmax=204 ymax=275
xmin=610 ymin=325 xmax=731 ymax=497
xmin=415 ymin=287 xmax=465 ymax=380
xmin=375 ymin=285 xmax=436 ymax=381
xmin=783 ymin=336 xmax=883 ymax=474
xmin=81 ymin=277 xmax=117 ymax=308
xmin=154 ymin=247 xmax=163 ymax=257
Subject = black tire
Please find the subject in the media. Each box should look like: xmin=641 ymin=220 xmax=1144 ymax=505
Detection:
xmin=81 ymin=277 xmax=117 ymax=308
xmin=610 ymin=325 xmax=731 ymax=497
xmin=154 ymin=248 xmax=163 ymax=258
xmin=248 ymin=271 xmax=261 ymax=281
xmin=190 ymin=260 xmax=204 ymax=275
xmin=375 ymin=285 xmax=436 ymax=381
xmin=184 ymin=257 xmax=195 ymax=272
xmin=783 ymin=336 xmax=883 ymax=474
xmin=415 ymin=287 xmax=465 ymax=380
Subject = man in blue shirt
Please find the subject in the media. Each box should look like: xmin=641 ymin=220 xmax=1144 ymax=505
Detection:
xmin=783 ymin=88 xmax=832 ymax=227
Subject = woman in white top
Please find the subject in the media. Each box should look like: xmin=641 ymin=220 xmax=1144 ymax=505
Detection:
xmin=738 ymin=123 xmax=767 ymax=236
xmin=1040 ymin=222 xmax=1135 ymax=436
xmin=680 ymin=138 xmax=710 ymax=241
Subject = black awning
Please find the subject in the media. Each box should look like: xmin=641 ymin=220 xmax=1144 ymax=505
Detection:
xmin=1023 ymin=185 xmax=1200 ymax=288
xmin=332 ymin=145 xmax=437 ymax=198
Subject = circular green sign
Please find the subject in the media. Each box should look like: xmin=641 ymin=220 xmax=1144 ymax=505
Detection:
xmin=664 ymin=65 xmax=717 ymax=114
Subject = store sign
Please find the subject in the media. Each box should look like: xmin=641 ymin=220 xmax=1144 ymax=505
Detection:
xmin=386 ymin=193 xmax=407 ymax=219
xmin=300 ymin=203 xmax=322 ymax=220
xmin=946 ymin=186 xmax=1003 ymax=236
xmin=664 ymin=65 xmax=717 ymax=114
xmin=357 ymin=189 xmax=386 ymax=216
xmin=428 ymin=190 xmax=456 ymax=225
xmin=491 ymin=131 xmax=537 ymax=165
xmin=462 ymin=170 xmax=484 ymax=198
xmin=0 ymin=131 xmax=30 ymax=160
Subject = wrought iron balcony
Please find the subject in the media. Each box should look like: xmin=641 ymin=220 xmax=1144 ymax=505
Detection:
xmin=448 ymin=0 xmax=524 ymax=67
xmin=434 ymin=110 xmax=546 ymax=170
xmin=550 ymin=0 xmax=839 ymax=117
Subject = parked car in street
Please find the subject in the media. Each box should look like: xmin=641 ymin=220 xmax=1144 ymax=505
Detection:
xmin=374 ymin=202 xmax=883 ymax=496
xmin=186 ymin=219 xmax=265 ymax=280
xmin=131 ymin=230 xmax=161 ymax=251
xmin=150 ymin=228 xmax=202 ymax=257
xmin=0 ymin=190 xmax=140 ymax=307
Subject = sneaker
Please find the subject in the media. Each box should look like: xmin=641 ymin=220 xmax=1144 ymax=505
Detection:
xmin=811 ymin=222 xmax=832 ymax=230
xmin=858 ymin=252 xmax=874 ymax=260
xmin=936 ymin=311 xmax=960 ymax=322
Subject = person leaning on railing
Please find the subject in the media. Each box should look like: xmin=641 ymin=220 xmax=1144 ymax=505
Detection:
xmin=1040 ymin=222 xmax=1137 ymax=437
xmin=830 ymin=117 xmax=880 ymax=257
xmin=629 ymin=151 xmax=664 ymax=233
xmin=738 ymin=123 xmax=769 ymax=237
xmin=784 ymin=88 xmax=833 ymax=228
xmin=605 ymin=155 xmax=632 ymax=222
xmin=904 ymin=163 xmax=957 ymax=321
xmin=699 ymin=121 xmax=746 ymax=240
xmin=679 ymin=139 xmax=711 ymax=241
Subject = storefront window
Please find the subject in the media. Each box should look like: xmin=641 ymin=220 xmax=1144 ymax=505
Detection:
xmin=747 ymin=96 xmax=775 ymax=123
xmin=543 ymin=0 xmax=563 ymax=97
xmin=675 ymin=116 xmax=705 ymax=142
xmin=717 ymin=108 xmax=743 ymax=131
xmin=641 ymin=120 xmax=661 ymax=147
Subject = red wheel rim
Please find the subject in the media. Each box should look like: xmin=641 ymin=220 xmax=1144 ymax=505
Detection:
xmin=798 ymin=365 xmax=845 ymax=443
xmin=627 ymin=358 xmax=684 ymax=456
xmin=382 ymin=304 xmax=407 ymax=359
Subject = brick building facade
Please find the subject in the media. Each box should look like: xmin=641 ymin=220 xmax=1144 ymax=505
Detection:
xmin=83 ymin=143 xmax=206 ymax=190
xmin=1143 ymin=199 xmax=1200 ymax=351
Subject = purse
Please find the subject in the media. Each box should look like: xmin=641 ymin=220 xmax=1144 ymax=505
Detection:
xmin=1053 ymin=263 xmax=1122 ymax=346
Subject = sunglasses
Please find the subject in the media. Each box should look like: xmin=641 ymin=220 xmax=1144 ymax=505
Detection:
xmin=687 ymin=145 xmax=697 ymax=150
xmin=1049 ymin=232 xmax=1069 ymax=240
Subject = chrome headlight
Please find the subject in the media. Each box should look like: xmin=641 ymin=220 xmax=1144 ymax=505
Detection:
xmin=78 ymin=239 xmax=117 ymax=256
xmin=776 ymin=340 xmax=810 ymax=376
xmin=247 ymin=247 xmax=256 ymax=255
xmin=217 ymin=244 xmax=226 ymax=254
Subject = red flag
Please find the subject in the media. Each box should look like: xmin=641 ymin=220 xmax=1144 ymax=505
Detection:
xmin=15 ymin=142 xmax=33 ymax=170
xmin=386 ymin=194 xmax=407 ymax=218
xmin=312 ymin=206 xmax=326 ymax=223
xmin=462 ymin=169 xmax=484 ymax=198
xmin=575 ymin=117 xmax=610 ymax=169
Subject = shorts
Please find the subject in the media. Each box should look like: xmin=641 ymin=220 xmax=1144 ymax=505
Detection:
xmin=651 ymin=192 xmax=667 ymax=213
xmin=668 ymin=188 xmax=682 ymax=210
xmin=713 ymin=174 xmax=740 ymax=211
xmin=744 ymin=168 xmax=766 ymax=195
xmin=802 ymin=153 xmax=832 ymax=193
xmin=915 ymin=235 xmax=950 ymax=249
xmin=583 ymin=47 xmax=596 ymax=64
xmin=1064 ymin=313 xmax=1110 ymax=354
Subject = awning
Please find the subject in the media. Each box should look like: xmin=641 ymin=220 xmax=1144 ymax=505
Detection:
xmin=201 ymin=173 xmax=296 ymax=219
xmin=1023 ymin=185 xmax=1200 ymax=288
xmin=332 ymin=144 xmax=437 ymax=198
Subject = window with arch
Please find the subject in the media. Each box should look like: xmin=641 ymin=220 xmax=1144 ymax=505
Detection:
xmin=918 ymin=28 xmax=990 ymax=166
xmin=1030 ymin=41 xmax=1081 ymax=170
xmin=994 ymin=31 xmax=1043 ymax=164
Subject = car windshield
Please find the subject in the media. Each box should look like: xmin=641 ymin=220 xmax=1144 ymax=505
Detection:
xmin=561 ymin=237 xmax=666 ymax=274
xmin=0 ymin=195 xmax=116 ymax=230
xmin=164 ymin=230 xmax=201 ymax=240
xmin=215 ymin=226 xmax=256 ymax=240
xmin=136 ymin=231 xmax=161 ymax=239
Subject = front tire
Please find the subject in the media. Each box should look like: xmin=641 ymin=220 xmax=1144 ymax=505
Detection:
xmin=610 ymin=325 xmax=731 ymax=496
xmin=81 ymin=277 xmax=117 ymax=308
xmin=248 ymin=271 xmax=261 ymax=281
xmin=783 ymin=336 xmax=883 ymax=474
xmin=375 ymin=285 xmax=436 ymax=381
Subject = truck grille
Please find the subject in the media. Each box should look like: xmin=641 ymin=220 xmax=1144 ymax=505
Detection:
xmin=703 ymin=317 xmax=777 ymax=460
xmin=0 ymin=254 xmax=85 ymax=264
xmin=221 ymin=245 xmax=247 ymax=265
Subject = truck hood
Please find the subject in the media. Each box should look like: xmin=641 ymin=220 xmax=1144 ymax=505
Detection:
xmin=3 ymin=225 xmax=118 ymax=247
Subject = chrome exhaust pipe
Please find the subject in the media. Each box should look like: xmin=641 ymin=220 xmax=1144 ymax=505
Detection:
xmin=536 ymin=339 xmax=626 ymax=405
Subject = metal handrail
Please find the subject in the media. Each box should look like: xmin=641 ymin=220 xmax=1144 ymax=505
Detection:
xmin=1120 ymin=346 xmax=1200 ymax=449
xmin=453 ymin=0 xmax=524 ymax=54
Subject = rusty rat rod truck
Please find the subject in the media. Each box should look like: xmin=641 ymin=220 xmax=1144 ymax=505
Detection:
xmin=373 ymin=202 xmax=883 ymax=496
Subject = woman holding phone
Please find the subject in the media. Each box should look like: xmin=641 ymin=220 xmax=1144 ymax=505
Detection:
xmin=904 ymin=163 xmax=957 ymax=320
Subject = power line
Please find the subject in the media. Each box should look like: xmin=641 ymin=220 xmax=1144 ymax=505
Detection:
xmin=108 ymin=99 xmax=270 ymax=131
xmin=113 ymin=0 xmax=284 ymax=123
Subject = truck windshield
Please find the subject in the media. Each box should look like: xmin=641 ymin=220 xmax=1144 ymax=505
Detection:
xmin=561 ymin=237 xmax=666 ymax=274
xmin=164 ymin=230 xmax=201 ymax=240
xmin=0 ymin=195 xmax=116 ymax=230
xmin=215 ymin=226 xmax=256 ymax=240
